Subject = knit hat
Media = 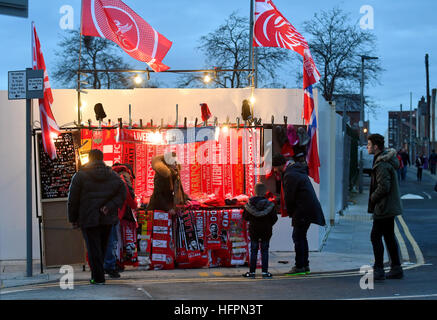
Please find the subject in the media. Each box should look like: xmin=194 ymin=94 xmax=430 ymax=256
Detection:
xmin=272 ymin=153 xmax=286 ymax=167
xmin=255 ymin=183 xmax=267 ymax=196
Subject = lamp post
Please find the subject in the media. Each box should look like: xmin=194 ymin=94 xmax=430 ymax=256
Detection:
xmin=359 ymin=55 xmax=378 ymax=193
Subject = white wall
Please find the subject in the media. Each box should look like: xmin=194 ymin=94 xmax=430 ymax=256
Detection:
xmin=0 ymin=88 xmax=338 ymax=259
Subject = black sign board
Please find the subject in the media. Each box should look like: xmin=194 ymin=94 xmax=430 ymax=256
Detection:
xmin=38 ymin=131 xmax=79 ymax=199
xmin=0 ymin=0 xmax=28 ymax=18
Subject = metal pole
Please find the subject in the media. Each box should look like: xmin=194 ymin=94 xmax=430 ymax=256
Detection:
xmin=410 ymin=92 xmax=413 ymax=163
xmin=248 ymin=0 xmax=254 ymax=87
xmin=26 ymin=70 xmax=33 ymax=277
xmin=358 ymin=56 xmax=364 ymax=193
xmin=32 ymin=128 xmax=43 ymax=274
xmin=425 ymin=54 xmax=431 ymax=158
xmin=400 ymin=103 xmax=403 ymax=150
xmin=77 ymin=1 xmax=84 ymax=125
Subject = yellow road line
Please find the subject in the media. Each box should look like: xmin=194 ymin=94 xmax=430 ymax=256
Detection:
xmin=394 ymin=219 xmax=410 ymax=262
xmin=198 ymin=272 xmax=209 ymax=277
xmin=212 ymin=272 xmax=223 ymax=277
xmin=397 ymin=216 xmax=425 ymax=265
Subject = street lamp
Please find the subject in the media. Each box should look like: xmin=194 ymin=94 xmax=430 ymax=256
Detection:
xmin=359 ymin=55 xmax=378 ymax=194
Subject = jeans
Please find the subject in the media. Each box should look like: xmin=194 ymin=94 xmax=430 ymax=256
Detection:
xmin=104 ymin=222 xmax=119 ymax=271
xmin=370 ymin=217 xmax=401 ymax=269
xmin=401 ymin=166 xmax=407 ymax=181
xmin=292 ymin=223 xmax=311 ymax=269
xmin=82 ymin=225 xmax=112 ymax=283
xmin=249 ymin=239 xmax=270 ymax=273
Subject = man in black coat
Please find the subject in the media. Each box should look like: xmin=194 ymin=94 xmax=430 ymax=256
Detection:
xmin=68 ymin=149 xmax=126 ymax=284
xmin=272 ymin=153 xmax=326 ymax=276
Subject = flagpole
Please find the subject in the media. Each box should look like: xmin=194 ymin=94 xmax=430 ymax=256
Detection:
xmin=249 ymin=0 xmax=256 ymax=118
xmin=77 ymin=0 xmax=83 ymax=126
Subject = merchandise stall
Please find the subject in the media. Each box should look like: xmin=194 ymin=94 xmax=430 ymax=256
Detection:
xmin=36 ymin=121 xmax=297 ymax=270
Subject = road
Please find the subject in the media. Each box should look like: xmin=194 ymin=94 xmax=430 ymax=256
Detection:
xmin=1 ymin=169 xmax=436 ymax=301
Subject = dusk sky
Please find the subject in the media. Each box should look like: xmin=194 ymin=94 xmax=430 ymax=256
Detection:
xmin=1 ymin=0 xmax=437 ymax=136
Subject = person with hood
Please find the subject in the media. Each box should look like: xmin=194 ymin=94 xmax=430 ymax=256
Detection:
xmin=367 ymin=134 xmax=403 ymax=280
xmin=272 ymin=150 xmax=326 ymax=276
xmin=103 ymin=163 xmax=137 ymax=278
xmin=68 ymin=149 xmax=126 ymax=285
xmin=242 ymin=183 xmax=278 ymax=279
xmin=147 ymin=151 xmax=189 ymax=213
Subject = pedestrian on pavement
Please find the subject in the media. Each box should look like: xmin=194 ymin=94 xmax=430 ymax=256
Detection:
xmin=396 ymin=150 xmax=404 ymax=184
xmin=272 ymin=152 xmax=326 ymax=276
xmin=367 ymin=134 xmax=404 ymax=280
xmin=242 ymin=183 xmax=278 ymax=279
xmin=415 ymin=154 xmax=424 ymax=182
xmin=399 ymin=148 xmax=410 ymax=181
xmin=103 ymin=163 xmax=137 ymax=278
xmin=68 ymin=149 xmax=126 ymax=285
xmin=429 ymin=149 xmax=437 ymax=175
xmin=147 ymin=152 xmax=189 ymax=215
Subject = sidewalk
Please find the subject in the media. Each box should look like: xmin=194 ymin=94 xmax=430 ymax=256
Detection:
xmin=1 ymin=188 xmax=377 ymax=290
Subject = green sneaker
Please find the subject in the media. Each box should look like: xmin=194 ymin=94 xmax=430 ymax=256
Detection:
xmin=89 ymin=279 xmax=105 ymax=285
xmin=305 ymin=266 xmax=310 ymax=275
xmin=286 ymin=266 xmax=306 ymax=276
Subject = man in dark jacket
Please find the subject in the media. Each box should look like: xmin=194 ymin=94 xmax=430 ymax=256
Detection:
xmin=272 ymin=153 xmax=326 ymax=276
xmin=68 ymin=149 xmax=126 ymax=284
xmin=367 ymin=134 xmax=403 ymax=280
xmin=242 ymin=183 xmax=278 ymax=279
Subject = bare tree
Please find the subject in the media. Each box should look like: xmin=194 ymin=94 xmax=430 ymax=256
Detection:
xmin=53 ymin=29 xmax=136 ymax=89
xmin=177 ymin=12 xmax=292 ymax=88
xmin=302 ymin=7 xmax=383 ymax=102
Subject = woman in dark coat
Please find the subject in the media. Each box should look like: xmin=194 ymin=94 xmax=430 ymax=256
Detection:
xmin=147 ymin=152 xmax=189 ymax=213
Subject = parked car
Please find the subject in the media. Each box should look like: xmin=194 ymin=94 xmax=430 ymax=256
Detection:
xmin=358 ymin=145 xmax=374 ymax=176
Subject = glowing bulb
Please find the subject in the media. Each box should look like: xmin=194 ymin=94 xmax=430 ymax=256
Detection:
xmin=134 ymin=74 xmax=143 ymax=84
xmin=249 ymin=96 xmax=256 ymax=105
xmin=204 ymin=74 xmax=212 ymax=83
xmin=50 ymin=132 xmax=59 ymax=140
xmin=221 ymin=125 xmax=229 ymax=134
xmin=363 ymin=128 xmax=368 ymax=133
xmin=80 ymin=153 xmax=89 ymax=165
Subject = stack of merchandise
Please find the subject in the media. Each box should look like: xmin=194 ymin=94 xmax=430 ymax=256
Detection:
xmin=150 ymin=211 xmax=175 ymax=270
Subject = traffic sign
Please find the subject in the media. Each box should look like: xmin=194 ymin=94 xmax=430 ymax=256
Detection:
xmin=8 ymin=69 xmax=44 ymax=100
xmin=8 ymin=70 xmax=26 ymax=99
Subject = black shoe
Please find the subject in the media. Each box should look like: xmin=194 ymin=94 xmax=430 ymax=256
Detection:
xmin=242 ymin=272 xmax=255 ymax=279
xmin=305 ymin=266 xmax=310 ymax=274
xmin=373 ymin=267 xmax=385 ymax=280
xmin=90 ymin=279 xmax=105 ymax=285
xmin=262 ymin=272 xmax=273 ymax=279
xmin=386 ymin=265 xmax=403 ymax=279
xmin=105 ymin=269 xmax=121 ymax=279
xmin=286 ymin=266 xmax=306 ymax=276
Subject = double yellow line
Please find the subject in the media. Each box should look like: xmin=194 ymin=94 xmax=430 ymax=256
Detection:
xmin=394 ymin=215 xmax=425 ymax=267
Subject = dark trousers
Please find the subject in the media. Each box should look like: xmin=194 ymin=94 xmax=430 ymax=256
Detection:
xmin=417 ymin=168 xmax=423 ymax=181
xmin=370 ymin=217 xmax=401 ymax=269
xmin=292 ymin=223 xmax=311 ymax=269
xmin=82 ymin=225 xmax=112 ymax=283
xmin=249 ymin=239 xmax=270 ymax=273
xmin=431 ymin=164 xmax=436 ymax=175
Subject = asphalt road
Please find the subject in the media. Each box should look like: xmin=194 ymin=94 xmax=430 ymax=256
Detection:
xmin=1 ymin=169 xmax=436 ymax=301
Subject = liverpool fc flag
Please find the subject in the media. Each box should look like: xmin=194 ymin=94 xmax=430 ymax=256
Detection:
xmin=81 ymin=0 xmax=172 ymax=72
xmin=32 ymin=22 xmax=61 ymax=160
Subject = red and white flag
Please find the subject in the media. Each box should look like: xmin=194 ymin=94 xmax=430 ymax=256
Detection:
xmin=32 ymin=22 xmax=61 ymax=160
xmin=81 ymin=0 xmax=172 ymax=72
xmin=253 ymin=0 xmax=320 ymax=123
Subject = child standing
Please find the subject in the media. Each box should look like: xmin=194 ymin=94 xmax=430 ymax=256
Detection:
xmin=242 ymin=183 xmax=278 ymax=278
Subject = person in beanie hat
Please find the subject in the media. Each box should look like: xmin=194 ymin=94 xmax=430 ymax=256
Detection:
xmin=242 ymin=183 xmax=278 ymax=279
xmin=272 ymin=153 xmax=325 ymax=276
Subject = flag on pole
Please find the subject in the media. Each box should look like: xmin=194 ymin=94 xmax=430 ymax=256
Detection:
xmin=81 ymin=0 xmax=172 ymax=72
xmin=306 ymin=107 xmax=320 ymax=184
xmin=303 ymin=85 xmax=314 ymax=124
xmin=253 ymin=0 xmax=320 ymax=123
xmin=32 ymin=22 xmax=61 ymax=160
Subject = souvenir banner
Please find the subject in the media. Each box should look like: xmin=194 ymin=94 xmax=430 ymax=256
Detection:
xmin=181 ymin=211 xmax=202 ymax=263
xmin=244 ymin=129 xmax=256 ymax=196
xmin=120 ymin=219 xmax=139 ymax=267
xmin=229 ymin=209 xmax=248 ymax=266
xmin=150 ymin=211 xmax=175 ymax=270
xmin=135 ymin=143 xmax=147 ymax=199
xmin=205 ymin=210 xmax=221 ymax=249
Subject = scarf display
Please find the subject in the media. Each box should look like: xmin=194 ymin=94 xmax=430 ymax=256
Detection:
xmin=150 ymin=211 xmax=175 ymax=270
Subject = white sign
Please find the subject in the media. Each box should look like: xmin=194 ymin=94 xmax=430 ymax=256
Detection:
xmin=8 ymin=71 xmax=26 ymax=100
xmin=27 ymin=78 xmax=43 ymax=91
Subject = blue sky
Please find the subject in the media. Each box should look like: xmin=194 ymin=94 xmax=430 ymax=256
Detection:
xmin=1 ymin=0 xmax=437 ymax=135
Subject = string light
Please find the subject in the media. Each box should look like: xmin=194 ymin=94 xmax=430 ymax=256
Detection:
xmin=203 ymin=73 xmax=212 ymax=83
xmin=134 ymin=74 xmax=143 ymax=85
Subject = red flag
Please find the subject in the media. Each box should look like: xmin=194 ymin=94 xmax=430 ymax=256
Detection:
xmin=306 ymin=108 xmax=320 ymax=184
xmin=254 ymin=0 xmax=320 ymax=123
xmin=81 ymin=0 xmax=172 ymax=72
xmin=32 ymin=22 xmax=61 ymax=160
